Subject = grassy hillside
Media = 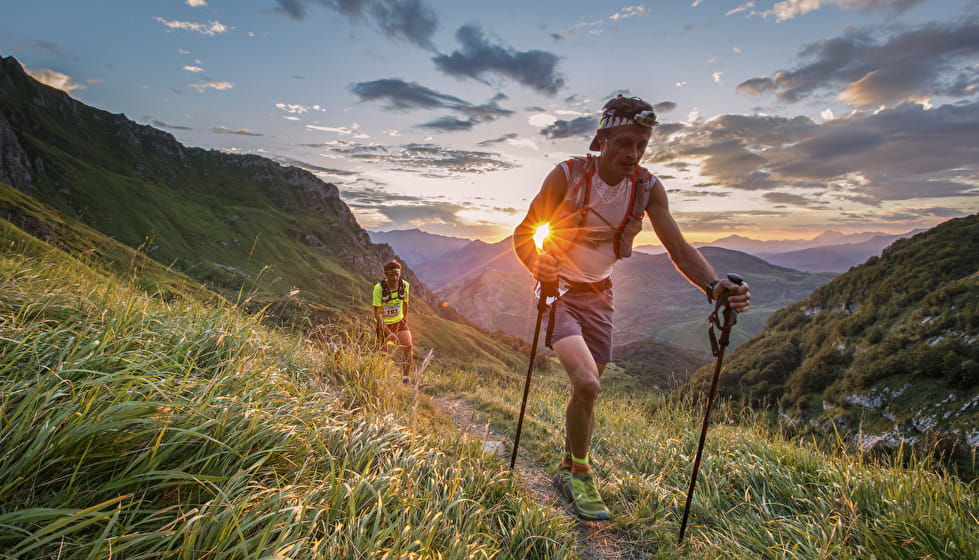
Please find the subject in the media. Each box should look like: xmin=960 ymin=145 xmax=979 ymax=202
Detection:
xmin=0 ymin=55 xmax=376 ymax=310
xmin=0 ymin=56 xmax=532 ymax=369
xmin=3 ymin=218 xmax=978 ymax=559
xmin=685 ymin=215 xmax=979 ymax=464
xmin=611 ymin=338 xmax=712 ymax=390
xmin=0 ymin=224 xmax=572 ymax=559
xmin=0 ymin=180 xmax=221 ymax=304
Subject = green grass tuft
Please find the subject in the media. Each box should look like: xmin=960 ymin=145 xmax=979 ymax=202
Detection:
xmin=0 ymin=239 xmax=575 ymax=559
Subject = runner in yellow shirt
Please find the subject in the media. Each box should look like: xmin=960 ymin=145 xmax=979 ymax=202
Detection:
xmin=373 ymin=260 xmax=414 ymax=383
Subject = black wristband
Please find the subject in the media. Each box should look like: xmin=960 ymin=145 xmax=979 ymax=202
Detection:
xmin=705 ymin=279 xmax=720 ymax=303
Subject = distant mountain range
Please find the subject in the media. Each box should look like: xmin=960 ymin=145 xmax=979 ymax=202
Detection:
xmin=377 ymin=226 xmax=924 ymax=275
xmin=374 ymin=228 xmax=835 ymax=357
xmin=635 ymin=230 xmax=925 ymax=273
xmin=369 ymin=228 xmax=471 ymax=267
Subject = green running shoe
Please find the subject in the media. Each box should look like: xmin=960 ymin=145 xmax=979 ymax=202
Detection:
xmin=561 ymin=472 xmax=611 ymax=521
xmin=553 ymin=454 xmax=573 ymax=487
xmin=553 ymin=465 xmax=572 ymax=491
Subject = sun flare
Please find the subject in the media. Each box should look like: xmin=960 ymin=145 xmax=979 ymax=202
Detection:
xmin=533 ymin=223 xmax=550 ymax=251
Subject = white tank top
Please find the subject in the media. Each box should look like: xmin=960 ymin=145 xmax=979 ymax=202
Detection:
xmin=556 ymin=162 xmax=631 ymax=283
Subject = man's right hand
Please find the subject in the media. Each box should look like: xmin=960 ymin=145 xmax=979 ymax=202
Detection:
xmin=535 ymin=253 xmax=558 ymax=283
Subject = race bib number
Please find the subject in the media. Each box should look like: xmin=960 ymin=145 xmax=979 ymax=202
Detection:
xmin=384 ymin=304 xmax=400 ymax=317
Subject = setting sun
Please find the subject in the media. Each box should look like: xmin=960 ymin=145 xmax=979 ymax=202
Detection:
xmin=533 ymin=223 xmax=550 ymax=251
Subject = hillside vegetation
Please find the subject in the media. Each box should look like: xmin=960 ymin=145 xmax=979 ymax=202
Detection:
xmin=0 ymin=222 xmax=572 ymax=559
xmin=0 ymin=56 xmax=530 ymax=369
xmin=686 ymin=214 xmax=979 ymax=462
xmin=3 ymin=218 xmax=977 ymax=559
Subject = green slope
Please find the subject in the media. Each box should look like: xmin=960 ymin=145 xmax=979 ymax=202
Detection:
xmin=3 ymin=207 xmax=977 ymax=559
xmin=685 ymin=214 xmax=979 ymax=454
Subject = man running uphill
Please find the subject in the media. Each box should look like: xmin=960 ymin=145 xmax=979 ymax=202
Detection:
xmin=373 ymin=260 xmax=414 ymax=384
xmin=513 ymin=95 xmax=751 ymax=521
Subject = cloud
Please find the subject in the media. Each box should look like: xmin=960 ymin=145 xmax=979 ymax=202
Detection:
xmin=344 ymin=186 xmax=516 ymax=238
xmin=152 ymin=119 xmax=192 ymax=130
xmin=188 ymin=79 xmax=233 ymax=92
xmin=764 ymin=0 xmax=925 ymax=22
xmin=273 ymin=0 xmax=438 ymax=50
xmin=187 ymin=0 xmax=207 ymax=6
xmin=528 ymin=113 xmax=558 ymax=127
xmin=211 ymin=126 xmax=263 ymax=136
xmin=351 ymin=78 xmax=468 ymax=111
xmin=276 ymin=102 xmax=310 ymax=114
xmin=735 ymin=76 xmax=775 ymax=96
xmin=669 ymin=210 xmax=792 ymax=234
xmin=432 ymin=24 xmax=565 ymax=95
xmin=539 ymin=116 xmax=597 ymax=141
xmin=154 ymin=17 xmax=230 ymax=35
xmin=325 ymin=142 xmax=516 ymax=175
xmin=478 ymin=133 xmax=519 ymax=146
xmin=550 ymin=19 xmax=604 ymax=41
xmin=306 ymin=123 xmax=368 ymax=138
xmin=269 ymin=155 xmax=357 ymax=176
xmin=25 ymin=68 xmax=85 ymax=92
xmin=10 ymin=40 xmax=72 ymax=59
xmin=416 ymin=116 xmax=474 ymax=132
xmin=726 ymin=2 xmax=754 ymax=16
xmin=737 ymin=18 xmax=979 ymax=107
xmin=183 ymin=65 xmax=204 ymax=73
xmin=644 ymin=100 xmax=979 ymax=206
xmin=350 ymin=78 xmax=513 ymax=127
xmin=763 ymin=192 xmax=831 ymax=207
xmin=610 ymin=5 xmax=649 ymax=21
xmin=553 ymin=5 xmax=650 ymax=40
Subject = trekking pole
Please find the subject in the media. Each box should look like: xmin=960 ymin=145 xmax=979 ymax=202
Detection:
xmin=510 ymin=231 xmax=558 ymax=469
xmin=510 ymin=278 xmax=557 ymax=469
xmin=678 ymin=273 xmax=744 ymax=543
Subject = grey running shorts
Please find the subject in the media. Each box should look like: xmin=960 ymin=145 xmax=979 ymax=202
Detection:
xmin=545 ymin=288 xmax=614 ymax=365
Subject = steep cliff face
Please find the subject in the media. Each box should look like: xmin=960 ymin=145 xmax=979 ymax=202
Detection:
xmin=0 ymin=54 xmax=437 ymax=310
xmin=0 ymin=104 xmax=35 ymax=194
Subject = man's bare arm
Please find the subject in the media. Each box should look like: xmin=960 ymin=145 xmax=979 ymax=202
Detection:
xmin=646 ymin=178 xmax=751 ymax=310
xmin=513 ymin=165 xmax=567 ymax=280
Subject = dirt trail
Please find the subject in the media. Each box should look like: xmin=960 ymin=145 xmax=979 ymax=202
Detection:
xmin=437 ymin=397 xmax=639 ymax=560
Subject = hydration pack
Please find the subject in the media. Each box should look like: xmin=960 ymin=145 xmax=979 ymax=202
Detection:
xmin=379 ymin=279 xmax=407 ymax=302
xmin=551 ymin=155 xmax=655 ymax=259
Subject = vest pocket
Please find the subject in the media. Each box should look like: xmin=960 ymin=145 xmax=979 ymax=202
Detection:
xmin=617 ymin=215 xmax=644 ymax=258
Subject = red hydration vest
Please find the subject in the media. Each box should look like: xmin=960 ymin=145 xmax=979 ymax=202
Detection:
xmin=550 ymin=155 xmax=655 ymax=260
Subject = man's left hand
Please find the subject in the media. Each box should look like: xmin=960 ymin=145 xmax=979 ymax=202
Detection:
xmin=715 ymin=279 xmax=750 ymax=313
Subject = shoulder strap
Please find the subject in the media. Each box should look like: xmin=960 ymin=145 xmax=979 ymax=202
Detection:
xmin=630 ymin=165 xmax=654 ymax=216
xmin=564 ymin=155 xmax=596 ymax=212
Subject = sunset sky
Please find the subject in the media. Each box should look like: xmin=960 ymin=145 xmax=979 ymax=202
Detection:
xmin=3 ymin=0 xmax=977 ymax=244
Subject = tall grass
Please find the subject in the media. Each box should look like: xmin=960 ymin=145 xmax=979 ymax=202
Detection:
xmin=466 ymin=363 xmax=979 ymax=559
xmin=4 ymin=228 xmax=977 ymax=559
xmin=0 ymin=243 xmax=575 ymax=559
